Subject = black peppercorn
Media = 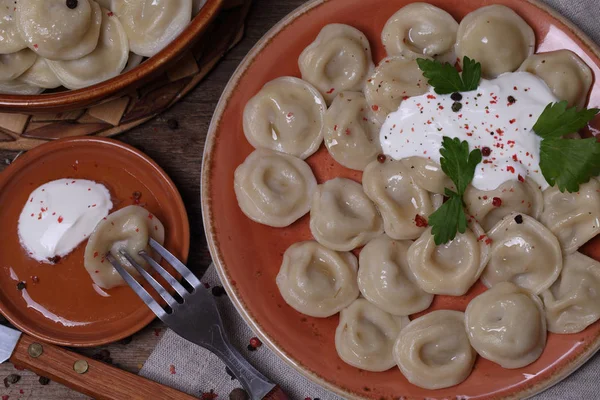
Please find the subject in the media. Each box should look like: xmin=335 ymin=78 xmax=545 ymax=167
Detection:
xmin=507 ymin=95 xmax=516 ymax=104
xmin=450 ymin=92 xmax=463 ymax=101
xmin=16 ymin=281 xmax=26 ymax=291
xmin=451 ymin=102 xmax=462 ymax=112
xmin=229 ymin=388 xmax=249 ymax=400
xmin=514 ymin=214 xmax=524 ymax=224
xmin=481 ymin=147 xmax=491 ymax=157
xmin=66 ymin=0 xmax=78 ymax=9
xmin=6 ymin=374 xmax=20 ymax=385
xmin=39 ymin=376 xmax=50 ymax=385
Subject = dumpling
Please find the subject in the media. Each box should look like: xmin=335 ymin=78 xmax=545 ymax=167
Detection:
xmin=113 ymin=0 xmax=192 ymax=57
xmin=310 ymin=178 xmax=383 ymax=251
xmin=0 ymin=49 xmax=36 ymax=81
xmin=407 ymin=221 xmax=489 ymax=295
xmin=394 ymin=310 xmax=476 ymax=390
xmin=234 ymin=149 xmax=316 ymax=228
xmin=381 ymin=3 xmax=458 ymax=63
xmin=518 ymin=50 xmax=593 ymax=109
xmin=542 ymin=252 xmax=600 ymax=334
xmin=401 ymin=157 xmax=453 ymax=194
xmin=243 ymin=76 xmax=326 ymax=160
xmin=335 ymin=298 xmax=409 ymax=372
xmin=358 ymin=235 xmax=433 ymax=315
xmin=456 ymin=5 xmax=535 ymax=78
xmin=464 ymin=178 xmax=543 ymax=232
xmin=16 ymin=0 xmax=102 ymax=61
xmin=364 ymin=56 xmax=430 ymax=122
xmin=481 ymin=213 xmax=562 ymax=294
xmin=18 ymin=57 xmax=61 ymax=89
xmin=298 ymin=24 xmax=374 ymax=104
xmin=0 ymin=0 xmax=27 ymax=54
xmin=465 ymin=282 xmax=546 ymax=368
xmin=540 ymin=179 xmax=600 ymax=254
xmin=363 ymin=159 xmax=432 ymax=240
xmin=84 ymin=205 xmax=165 ymax=290
xmin=0 ymin=80 xmax=43 ymax=95
xmin=47 ymin=8 xmax=129 ymax=90
xmin=276 ymin=241 xmax=359 ymax=318
xmin=323 ymin=91 xmax=381 ymax=170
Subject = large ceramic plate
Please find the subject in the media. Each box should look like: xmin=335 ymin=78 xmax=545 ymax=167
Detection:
xmin=202 ymin=0 xmax=600 ymax=398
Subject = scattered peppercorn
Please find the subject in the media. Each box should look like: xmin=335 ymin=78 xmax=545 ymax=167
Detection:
xmin=167 ymin=119 xmax=179 ymax=130
xmin=451 ymin=92 xmax=463 ymax=101
xmin=16 ymin=282 xmax=26 ymax=291
xmin=249 ymin=337 xmax=262 ymax=348
xmin=6 ymin=374 xmax=20 ymax=385
xmin=66 ymin=0 xmax=78 ymax=9
xmin=451 ymin=102 xmax=462 ymax=112
xmin=481 ymin=147 xmax=491 ymax=157
xmin=211 ymin=286 xmax=226 ymax=297
xmin=507 ymin=95 xmax=516 ymax=104
xmin=492 ymin=197 xmax=502 ymax=207
xmin=39 ymin=376 xmax=50 ymax=386
xmin=376 ymin=154 xmax=386 ymax=163
xmin=514 ymin=214 xmax=524 ymax=224
xmin=229 ymin=388 xmax=249 ymax=400
xmin=47 ymin=255 xmax=61 ymax=264
xmin=247 ymin=344 xmax=256 ymax=352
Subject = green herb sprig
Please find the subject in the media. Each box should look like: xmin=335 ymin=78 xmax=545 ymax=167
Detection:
xmin=416 ymin=56 xmax=481 ymax=95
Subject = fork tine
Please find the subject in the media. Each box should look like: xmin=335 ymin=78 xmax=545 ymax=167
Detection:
xmin=149 ymin=238 xmax=202 ymax=289
xmin=139 ymin=250 xmax=188 ymax=298
xmin=107 ymin=253 xmax=167 ymax=320
xmin=119 ymin=250 xmax=179 ymax=310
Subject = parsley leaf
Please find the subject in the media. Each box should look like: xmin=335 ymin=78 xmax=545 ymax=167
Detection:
xmin=416 ymin=56 xmax=481 ymax=94
xmin=427 ymin=137 xmax=482 ymax=245
xmin=533 ymin=101 xmax=599 ymax=139
xmin=540 ymin=137 xmax=600 ymax=192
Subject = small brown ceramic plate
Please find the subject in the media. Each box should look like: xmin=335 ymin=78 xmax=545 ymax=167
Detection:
xmin=0 ymin=137 xmax=189 ymax=347
xmin=202 ymin=0 xmax=600 ymax=399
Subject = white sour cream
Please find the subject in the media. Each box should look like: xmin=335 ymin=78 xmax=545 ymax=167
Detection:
xmin=18 ymin=179 xmax=112 ymax=263
xmin=380 ymin=72 xmax=558 ymax=191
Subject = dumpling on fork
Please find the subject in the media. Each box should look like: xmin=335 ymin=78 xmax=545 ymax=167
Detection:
xmin=84 ymin=205 xmax=165 ymax=290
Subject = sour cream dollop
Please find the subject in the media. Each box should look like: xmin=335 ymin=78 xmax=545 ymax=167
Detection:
xmin=18 ymin=179 xmax=112 ymax=263
xmin=380 ymin=72 xmax=558 ymax=191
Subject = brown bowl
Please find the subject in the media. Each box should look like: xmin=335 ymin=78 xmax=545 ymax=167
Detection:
xmin=0 ymin=0 xmax=224 ymax=114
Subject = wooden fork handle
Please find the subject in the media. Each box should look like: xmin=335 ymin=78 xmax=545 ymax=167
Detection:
xmin=11 ymin=334 xmax=197 ymax=400
xmin=262 ymin=385 xmax=289 ymax=400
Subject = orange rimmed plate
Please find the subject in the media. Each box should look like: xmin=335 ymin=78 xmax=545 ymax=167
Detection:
xmin=0 ymin=137 xmax=190 ymax=347
xmin=202 ymin=0 xmax=600 ymax=399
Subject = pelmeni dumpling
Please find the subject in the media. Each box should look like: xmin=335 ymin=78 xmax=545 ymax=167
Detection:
xmin=358 ymin=236 xmax=433 ymax=315
xmin=465 ymin=282 xmax=546 ymax=368
xmin=542 ymin=252 xmax=600 ymax=334
xmin=0 ymin=80 xmax=43 ymax=95
xmin=364 ymin=57 xmax=429 ymax=122
xmin=243 ymin=77 xmax=326 ymax=159
xmin=401 ymin=157 xmax=453 ymax=194
xmin=18 ymin=57 xmax=61 ymax=89
xmin=363 ymin=159 xmax=432 ymax=240
xmin=0 ymin=49 xmax=36 ymax=81
xmin=518 ymin=50 xmax=593 ymax=109
xmin=0 ymin=0 xmax=26 ymax=54
xmin=298 ymin=24 xmax=374 ymax=103
xmin=408 ymin=222 xmax=489 ymax=295
xmin=540 ymin=179 xmax=600 ymax=254
xmin=381 ymin=3 xmax=458 ymax=63
xmin=234 ymin=149 xmax=317 ymax=228
xmin=394 ymin=310 xmax=476 ymax=390
xmin=456 ymin=5 xmax=535 ymax=78
xmin=16 ymin=0 xmax=102 ymax=61
xmin=276 ymin=241 xmax=359 ymax=318
xmin=336 ymin=298 xmax=409 ymax=372
xmin=47 ymin=9 xmax=129 ymax=90
xmin=482 ymin=213 xmax=562 ymax=294
xmin=84 ymin=205 xmax=165 ymax=290
xmin=113 ymin=0 xmax=192 ymax=57
xmin=464 ymin=178 xmax=543 ymax=231
xmin=323 ymin=92 xmax=381 ymax=170
xmin=310 ymin=178 xmax=383 ymax=251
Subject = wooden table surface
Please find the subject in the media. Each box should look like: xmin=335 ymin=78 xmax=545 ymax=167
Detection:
xmin=0 ymin=0 xmax=306 ymax=398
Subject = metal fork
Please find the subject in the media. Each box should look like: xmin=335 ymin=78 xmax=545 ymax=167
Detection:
xmin=107 ymin=239 xmax=288 ymax=400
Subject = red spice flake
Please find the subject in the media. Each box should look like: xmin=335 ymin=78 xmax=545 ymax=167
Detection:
xmin=154 ymin=226 xmax=158 ymax=231
xmin=333 ymin=124 xmax=338 ymax=131
xmin=31 ymin=276 xmax=39 ymax=284
xmin=482 ymin=195 xmax=488 ymax=200
xmin=426 ymin=120 xmax=432 ymax=125
xmin=200 ymin=390 xmax=218 ymax=400
xmin=72 ymin=163 xmax=78 ymax=171
xmin=427 ymin=94 xmax=436 ymax=99
xmin=148 ymin=213 xmax=154 ymax=219
xmin=402 ymin=96 xmax=409 ymax=101
xmin=30 ymin=213 xmax=34 ymax=217
xmin=154 ymin=328 xmax=162 ymax=337
xmin=490 ymin=100 xmax=497 ymax=104
xmin=2 ymin=395 xmax=8 ymax=400
xmin=95 ymin=270 xmax=99 ymax=274
xmin=438 ymin=105 xmax=444 ymax=110
xmin=496 ymin=128 xmax=504 ymax=135
xmin=19 ymin=390 xmax=23 ymax=394
xmin=507 ymin=140 xmax=515 ymax=146
xmin=377 ymin=154 xmax=386 ymax=163
xmin=458 ymin=114 xmax=463 ymax=118
xmin=135 ymin=228 xmax=140 ymax=233
xmin=506 ymin=166 xmax=515 ymax=173
xmin=518 ymin=174 xmax=525 ymax=182
xmin=345 ymin=128 xmax=351 ymax=135
xmin=492 ymin=197 xmax=502 ymax=207
xmin=485 ymin=237 xmax=493 ymax=245
xmin=93 ymin=251 xmax=99 ymax=258
xmin=481 ymin=147 xmax=491 ymax=157
xmin=326 ymin=88 xmax=335 ymax=94
xmin=14 ymin=365 xmax=25 ymax=371
xmin=91 ymin=204 xmax=96 ymax=208
xmin=514 ymin=86 xmax=518 ymax=90
xmin=169 ymin=364 xmax=176 ymax=375
xmin=250 ymin=337 xmax=262 ymax=348
xmin=414 ymin=215 xmax=428 ymax=227
xmin=286 ymin=112 xmax=293 ymax=118
xmin=509 ymin=119 xmax=516 ymax=124
xmin=512 ymin=154 xmax=519 ymax=162
xmin=477 ymin=234 xmax=487 ymax=242
xmin=29 ymin=198 xmax=33 ymax=203
xmin=57 ymin=216 xmax=63 ymax=223
xmin=33 ymin=44 xmax=38 ymax=49
xmin=231 ymin=280 xmax=237 ymax=286
xmin=107 ymin=11 xmax=114 ymax=16
xmin=371 ymin=105 xmax=379 ymax=112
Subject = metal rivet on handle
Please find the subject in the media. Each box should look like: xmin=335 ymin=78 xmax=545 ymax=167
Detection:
xmin=73 ymin=360 xmax=88 ymax=374
xmin=28 ymin=343 xmax=43 ymax=358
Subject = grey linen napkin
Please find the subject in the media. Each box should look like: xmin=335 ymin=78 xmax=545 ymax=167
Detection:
xmin=140 ymin=0 xmax=600 ymax=398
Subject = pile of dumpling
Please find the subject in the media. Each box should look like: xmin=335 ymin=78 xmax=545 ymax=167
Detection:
xmin=0 ymin=0 xmax=206 ymax=94
xmin=234 ymin=2 xmax=600 ymax=390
